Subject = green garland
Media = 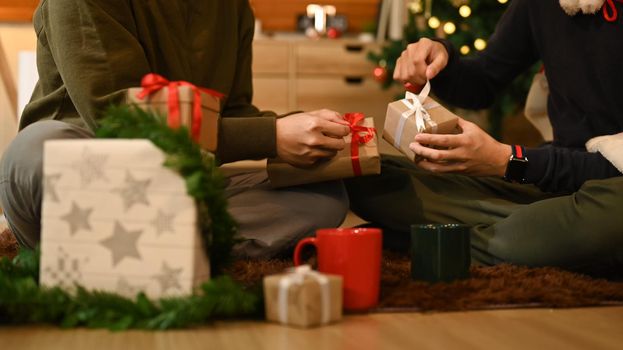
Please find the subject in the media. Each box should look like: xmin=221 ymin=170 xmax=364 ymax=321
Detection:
xmin=0 ymin=106 xmax=262 ymax=330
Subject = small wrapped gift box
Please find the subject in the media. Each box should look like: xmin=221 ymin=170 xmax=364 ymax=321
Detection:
xmin=264 ymin=265 xmax=343 ymax=328
xmin=383 ymin=82 xmax=459 ymax=161
xmin=127 ymin=73 xmax=223 ymax=152
xmin=40 ymin=140 xmax=210 ymax=299
xmin=267 ymin=113 xmax=380 ymax=188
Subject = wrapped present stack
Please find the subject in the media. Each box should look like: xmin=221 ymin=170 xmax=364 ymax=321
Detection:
xmin=264 ymin=265 xmax=343 ymax=328
xmin=384 ymin=82 xmax=459 ymax=161
xmin=267 ymin=113 xmax=381 ymax=188
xmin=126 ymin=73 xmax=223 ymax=152
xmin=40 ymin=139 xmax=210 ymax=299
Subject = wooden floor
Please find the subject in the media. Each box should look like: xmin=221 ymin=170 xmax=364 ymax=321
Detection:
xmin=1 ymin=307 xmax=622 ymax=350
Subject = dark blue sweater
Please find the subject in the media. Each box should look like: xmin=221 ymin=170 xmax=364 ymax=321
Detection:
xmin=432 ymin=0 xmax=622 ymax=193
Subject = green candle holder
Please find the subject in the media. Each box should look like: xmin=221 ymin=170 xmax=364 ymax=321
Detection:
xmin=410 ymin=224 xmax=471 ymax=283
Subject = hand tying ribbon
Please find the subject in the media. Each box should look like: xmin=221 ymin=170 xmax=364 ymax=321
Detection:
xmin=136 ymin=73 xmax=225 ymax=143
xmin=344 ymin=113 xmax=376 ymax=176
xmin=394 ymin=81 xmax=440 ymax=149
xmin=278 ymin=265 xmax=331 ymax=325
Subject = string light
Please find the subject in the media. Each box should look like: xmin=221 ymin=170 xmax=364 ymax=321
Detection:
xmin=443 ymin=22 xmax=456 ymax=35
xmin=459 ymin=5 xmax=472 ymax=18
xmin=428 ymin=16 xmax=441 ymax=29
xmin=460 ymin=45 xmax=471 ymax=55
xmin=474 ymin=38 xmax=487 ymax=51
xmin=498 ymin=0 xmax=508 ymax=3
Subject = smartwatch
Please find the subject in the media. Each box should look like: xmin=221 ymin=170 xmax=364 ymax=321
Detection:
xmin=504 ymin=145 xmax=528 ymax=183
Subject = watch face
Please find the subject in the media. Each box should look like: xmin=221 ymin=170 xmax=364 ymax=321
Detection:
xmin=506 ymin=157 xmax=528 ymax=183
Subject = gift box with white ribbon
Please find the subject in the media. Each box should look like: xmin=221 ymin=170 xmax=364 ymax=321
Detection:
xmin=263 ymin=265 xmax=343 ymax=328
xmin=383 ymin=82 xmax=460 ymax=161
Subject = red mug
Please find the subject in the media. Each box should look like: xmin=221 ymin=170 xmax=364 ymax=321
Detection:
xmin=293 ymin=228 xmax=382 ymax=311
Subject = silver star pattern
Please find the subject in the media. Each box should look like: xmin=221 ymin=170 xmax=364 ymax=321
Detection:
xmin=100 ymin=221 xmax=143 ymax=267
xmin=116 ymin=276 xmax=146 ymax=297
xmin=60 ymin=201 xmax=93 ymax=236
xmin=44 ymin=173 xmax=62 ymax=202
xmin=113 ymin=171 xmax=151 ymax=210
xmin=150 ymin=209 xmax=176 ymax=236
xmin=43 ymin=246 xmax=87 ymax=289
xmin=72 ymin=147 xmax=109 ymax=187
xmin=152 ymin=261 xmax=183 ymax=294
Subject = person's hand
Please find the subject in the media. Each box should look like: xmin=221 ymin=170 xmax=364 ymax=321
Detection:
xmin=409 ymin=118 xmax=512 ymax=177
xmin=393 ymin=38 xmax=449 ymax=86
xmin=276 ymin=109 xmax=351 ymax=168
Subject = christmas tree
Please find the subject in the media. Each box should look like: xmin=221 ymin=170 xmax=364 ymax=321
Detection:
xmin=370 ymin=0 xmax=539 ymax=136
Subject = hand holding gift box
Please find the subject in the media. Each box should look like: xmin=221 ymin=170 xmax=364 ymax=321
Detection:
xmin=267 ymin=113 xmax=381 ymax=188
xmin=264 ymin=265 xmax=343 ymax=328
xmin=127 ymin=73 xmax=224 ymax=152
xmin=383 ymin=82 xmax=459 ymax=161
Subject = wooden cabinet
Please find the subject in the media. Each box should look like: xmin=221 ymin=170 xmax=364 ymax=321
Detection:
xmin=253 ymin=38 xmax=399 ymax=123
xmin=252 ymin=37 xmax=401 ymax=154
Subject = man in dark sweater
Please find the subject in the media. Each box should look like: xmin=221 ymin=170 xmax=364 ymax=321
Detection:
xmin=347 ymin=0 xmax=623 ymax=274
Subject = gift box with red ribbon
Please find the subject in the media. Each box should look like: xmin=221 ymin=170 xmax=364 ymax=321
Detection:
xmin=267 ymin=113 xmax=380 ymax=188
xmin=126 ymin=74 xmax=224 ymax=152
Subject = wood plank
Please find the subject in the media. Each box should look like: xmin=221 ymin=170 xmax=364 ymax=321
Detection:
xmin=0 ymin=0 xmax=38 ymax=22
xmin=1 ymin=307 xmax=622 ymax=350
xmin=250 ymin=0 xmax=380 ymax=33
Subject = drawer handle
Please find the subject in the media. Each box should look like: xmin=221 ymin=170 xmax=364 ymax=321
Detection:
xmin=345 ymin=44 xmax=364 ymax=52
xmin=344 ymin=77 xmax=364 ymax=85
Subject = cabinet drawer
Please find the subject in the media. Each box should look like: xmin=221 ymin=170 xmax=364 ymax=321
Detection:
xmin=296 ymin=77 xmax=399 ymax=122
xmin=296 ymin=42 xmax=376 ymax=76
xmin=253 ymin=77 xmax=290 ymax=114
xmin=253 ymin=41 xmax=290 ymax=74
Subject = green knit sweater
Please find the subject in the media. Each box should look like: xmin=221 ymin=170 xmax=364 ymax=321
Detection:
xmin=21 ymin=0 xmax=277 ymax=163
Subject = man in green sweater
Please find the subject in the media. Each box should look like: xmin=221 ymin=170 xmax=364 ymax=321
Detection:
xmin=0 ymin=0 xmax=350 ymax=258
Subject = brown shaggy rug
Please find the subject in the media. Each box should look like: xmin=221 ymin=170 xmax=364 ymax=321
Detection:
xmin=2 ymin=228 xmax=622 ymax=312
xmin=226 ymin=253 xmax=623 ymax=312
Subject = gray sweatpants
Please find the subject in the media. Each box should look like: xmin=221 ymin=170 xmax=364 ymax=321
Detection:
xmin=0 ymin=121 xmax=348 ymax=259
xmin=346 ymin=155 xmax=623 ymax=275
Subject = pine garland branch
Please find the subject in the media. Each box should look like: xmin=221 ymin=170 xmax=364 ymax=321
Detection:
xmin=0 ymin=249 xmax=261 ymax=330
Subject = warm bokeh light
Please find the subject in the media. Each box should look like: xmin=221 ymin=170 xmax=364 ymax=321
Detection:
xmin=474 ymin=38 xmax=487 ymax=51
xmin=428 ymin=16 xmax=441 ymax=29
xmin=498 ymin=0 xmax=508 ymax=3
xmin=443 ymin=22 xmax=456 ymax=34
xmin=460 ymin=45 xmax=471 ymax=55
xmin=459 ymin=5 xmax=472 ymax=18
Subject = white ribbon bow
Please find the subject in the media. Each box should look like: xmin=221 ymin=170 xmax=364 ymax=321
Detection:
xmin=278 ymin=265 xmax=331 ymax=324
xmin=394 ymin=81 xmax=440 ymax=148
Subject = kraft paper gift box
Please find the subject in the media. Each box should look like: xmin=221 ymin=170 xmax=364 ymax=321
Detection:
xmin=126 ymin=73 xmax=223 ymax=152
xmin=39 ymin=139 xmax=210 ymax=299
xmin=267 ymin=114 xmax=381 ymax=188
xmin=264 ymin=265 xmax=343 ymax=328
xmin=383 ymin=82 xmax=460 ymax=161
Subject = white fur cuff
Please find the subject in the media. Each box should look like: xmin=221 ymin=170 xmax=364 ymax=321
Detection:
xmin=560 ymin=0 xmax=605 ymax=15
xmin=586 ymin=132 xmax=623 ymax=173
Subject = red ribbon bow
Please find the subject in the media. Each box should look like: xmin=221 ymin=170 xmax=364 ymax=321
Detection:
xmin=136 ymin=73 xmax=225 ymax=142
xmin=344 ymin=113 xmax=376 ymax=176
xmin=603 ymin=0 xmax=623 ymax=22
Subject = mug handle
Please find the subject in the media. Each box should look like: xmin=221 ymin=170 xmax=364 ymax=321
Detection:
xmin=293 ymin=237 xmax=317 ymax=266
